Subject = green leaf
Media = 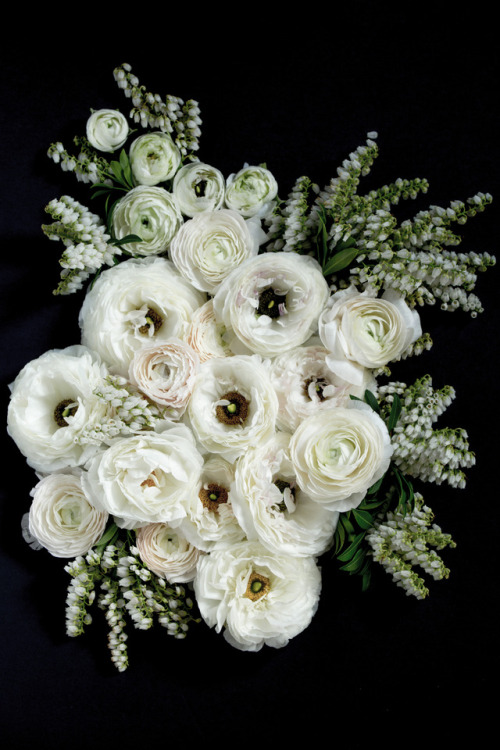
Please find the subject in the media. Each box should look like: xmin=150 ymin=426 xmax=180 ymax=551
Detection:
xmin=340 ymin=513 xmax=356 ymax=537
xmin=322 ymin=244 xmax=360 ymax=276
xmin=337 ymin=532 xmax=365 ymax=562
xmin=94 ymin=522 xmax=119 ymax=552
xmin=340 ymin=547 xmax=366 ymax=573
xmin=349 ymin=394 xmax=363 ymax=403
xmin=352 ymin=508 xmax=374 ymax=530
xmin=366 ymin=475 xmax=384 ymax=495
xmin=364 ymin=390 xmax=380 ymax=413
xmin=110 ymin=160 xmax=124 ymax=183
xmin=110 ymin=234 xmax=143 ymax=247
xmin=387 ymin=393 xmax=402 ymax=432
xmin=333 ymin=521 xmax=346 ymax=555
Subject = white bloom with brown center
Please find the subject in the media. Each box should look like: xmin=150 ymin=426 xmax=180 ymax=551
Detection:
xmin=213 ymin=252 xmax=329 ymax=357
xmin=231 ymin=432 xmax=338 ymax=557
xmin=187 ymin=355 xmax=278 ymax=463
xmin=193 ymin=540 xmax=322 ymax=651
xmin=28 ymin=471 xmax=108 ymax=558
xmin=7 ymin=345 xmax=109 ymax=473
xmin=129 ymin=132 xmax=181 ymax=186
xmin=129 ymin=338 xmax=199 ymax=417
xmin=169 ymin=208 xmax=263 ymax=293
xmin=173 ymin=162 xmax=226 ymax=216
xmin=81 ymin=424 xmax=204 ymax=529
xmin=289 ymin=402 xmax=393 ymax=512
xmin=79 ymin=257 xmax=206 ymax=377
xmin=135 ymin=523 xmax=200 ymax=583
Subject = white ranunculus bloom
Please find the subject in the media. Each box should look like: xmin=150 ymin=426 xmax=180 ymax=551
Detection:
xmin=135 ymin=523 xmax=200 ymax=582
xmin=289 ymin=402 xmax=393 ymax=512
xmin=169 ymin=209 xmax=263 ymax=294
xmin=82 ymin=424 xmax=204 ymax=529
xmin=173 ymin=162 xmax=226 ymax=216
xmin=231 ymin=432 xmax=338 ymax=557
xmin=86 ymin=109 xmax=129 ymax=153
xmin=225 ymin=165 xmax=278 ymax=218
xmin=269 ymin=341 xmax=377 ymax=433
xmin=129 ymin=338 xmax=199 ymax=417
xmin=187 ymin=355 xmax=278 ymax=463
xmin=213 ymin=252 xmax=329 ymax=357
xmin=186 ymin=300 xmax=232 ymax=363
xmin=194 ymin=540 xmax=322 ymax=652
xmin=179 ymin=455 xmax=246 ymax=553
xmin=112 ymin=185 xmax=183 ymax=256
xmin=7 ymin=346 xmax=109 ymax=473
xmin=28 ymin=471 xmax=108 ymax=558
xmin=129 ymin=132 xmax=181 ymax=186
xmin=319 ymin=286 xmax=422 ymax=385
xmin=79 ymin=257 xmax=206 ymax=377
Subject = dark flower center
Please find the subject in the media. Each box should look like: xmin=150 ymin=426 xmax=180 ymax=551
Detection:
xmin=138 ymin=307 xmax=163 ymax=335
xmin=304 ymin=377 xmax=329 ymax=402
xmin=273 ymin=479 xmax=296 ymax=513
xmin=216 ymin=391 xmax=249 ymax=425
xmin=54 ymin=399 xmax=78 ymax=427
xmin=244 ymin=571 xmax=271 ymax=601
xmin=199 ymin=483 xmax=229 ymax=512
xmin=256 ymin=288 xmax=285 ymax=319
xmin=194 ymin=179 xmax=208 ymax=197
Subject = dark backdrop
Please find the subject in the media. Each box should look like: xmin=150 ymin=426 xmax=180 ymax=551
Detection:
xmin=1 ymin=10 xmax=498 ymax=747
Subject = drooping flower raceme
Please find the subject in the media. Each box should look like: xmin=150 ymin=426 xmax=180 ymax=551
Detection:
xmin=289 ymin=401 xmax=393 ymax=512
xmin=213 ymin=252 xmax=329 ymax=357
xmin=7 ymin=345 xmax=110 ymax=473
xmin=82 ymin=424 xmax=204 ymax=529
xmin=173 ymin=162 xmax=226 ymax=216
xmin=169 ymin=208 xmax=263 ymax=293
xmin=129 ymin=338 xmax=199 ymax=417
xmin=28 ymin=471 xmax=108 ymax=558
xmin=112 ymin=185 xmax=183 ymax=256
xmin=225 ymin=165 xmax=278 ymax=218
xmin=79 ymin=257 xmax=206 ymax=377
xmin=135 ymin=523 xmax=200 ymax=583
xmin=269 ymin=341 xmax=376 ymax=433
xmin=319 ymin=286 xmax=422 ymax=385
xmin=187 ymin=355 xmax=279 ymax=463
xmin=231 ymin=432 xmax=339 ymax=557
xmin=193 ymin=540 xmax=322 ymax=652
xmin=129 ymin=132 xmax=181 ymax=186
xmin=86 ymin=109 xmax=129 ymax=153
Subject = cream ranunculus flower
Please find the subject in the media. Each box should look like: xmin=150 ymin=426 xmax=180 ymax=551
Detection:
xmin=79 ymin=257 xmax=206 ymax=377
xmin=135 ymin=523 xmax=200 ymax=583
xmin=179 ymin=455 xmax=246 ymax=553
xmin=169 ymin=209 xmax=264 ymax=293
xmin=81 ymin=424 xmax=204 ymax=530
xmin=187 ymin=355 xmax=278 ymax=463
xmin=193 ymin=540 xmax=322 ymax=652
xmin=231 ymin=432 xmax=338 ymax=557
xmin=129 ymin=338 xmax=199 ymax=417
xmin=112 ymin=185 xmax=183 ymax=256
xmin=28 ymin=471 xmax=108 ymax=558
xmin=269 ymin=341 xmax=377 ymax=433
xmin=86 ymin=109 xmax=129 ymax=153
xmin=129 ymin=132 xmax=181 ymax=186
xmin=186 ymin=300 xmax=232 ymax=363
xmin=225 ymin=164 xmax=278 ymax=218
xmin=173 ymin=162 xmax=225 ymax=216
xmin=289 ymin=402 xmax=393 ymax=512
xmin=213 ymin=252 xmax=329 ymax=357
xmin=318 ymin=286 xmax=422 ymax=385
xmin=7 ymin=346 xmax=110 ymax=473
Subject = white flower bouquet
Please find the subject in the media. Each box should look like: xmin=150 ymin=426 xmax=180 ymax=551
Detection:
xmin=7 ymin=62 xmax=495 ymax=670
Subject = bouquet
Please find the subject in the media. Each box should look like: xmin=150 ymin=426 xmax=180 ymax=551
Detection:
xmin=6 ymin=62 xmax=495 ymax=671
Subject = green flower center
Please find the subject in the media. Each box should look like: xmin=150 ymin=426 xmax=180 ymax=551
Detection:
xmin=138 ymin=307 xmax=164 ymax=335
xmin=216 ymin=391 xmax=249 ymax=425
xmin=244 ymin=571 xmax=271 ymax=601
xmin=199 ymin=483 xmax=229 ymax=512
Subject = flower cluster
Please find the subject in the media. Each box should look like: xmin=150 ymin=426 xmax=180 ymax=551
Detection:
xmin=8 ymin=63 xmax=495 ymax=671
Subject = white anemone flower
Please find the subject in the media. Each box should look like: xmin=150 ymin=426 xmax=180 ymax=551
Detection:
xmin=7 ymin=345 xmax=109 ymax=473
xmin=79 ymin=257 xmax=206 ymax=377
xmin=187 ymin=355 xmax=278 ymax=463
xmin=231 ymin=432 xmax=338 ymax=557
xmin=135 ymin=523 xmax=200 ymax=583
xmin=225 ymin=164 xmax=278 ymax=218
xmin=173 ymin=162 xmax=226 ymax=216
xmin=169 ymin=208 xmax=263 ymax=293
xmin=193 ymin=540 xmax=322 ymax=652
xmin=28 ymin=471 xmax=108 ymax=558
xmin=129 ymin=338 xmax=199 ymax=417
xmin=213 ymin=252 xmax=329 ymax=357
xmin=289 ymin=402 xmax=393 ymax=512
xmin=82 ymin=424 xmax=204 ymax=529
xmin=269 ymin=342 xmax=377 ymax=433
xmin=319 ymin=286 xmax=422 ymax=385
xmin=129 ymin=132 xmax=181 ymax=186
xmin=112 ymin=185 xmax=183 ymax=256
xmin=179 ymin=455 xmax=246 ymax=552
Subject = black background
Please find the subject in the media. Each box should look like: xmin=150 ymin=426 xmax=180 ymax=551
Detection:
xmin=1 ymin=8 xmax=498 ymax=747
